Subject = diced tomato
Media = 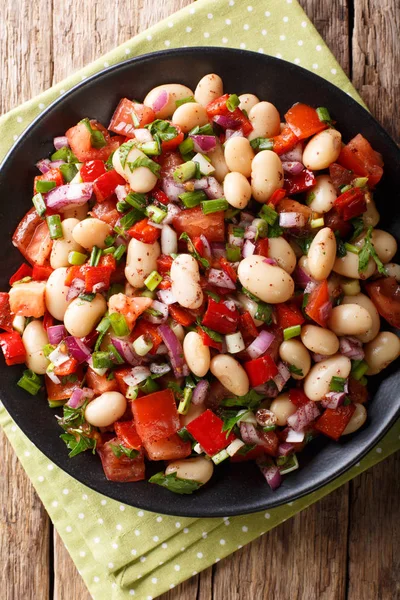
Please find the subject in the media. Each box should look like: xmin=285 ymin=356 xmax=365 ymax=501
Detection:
xmin=0 ymin=331 xmax=26 ymax=365
xmin=263 ymin=324 xmax=284 ymax=363
xmin=131 ymin=389 xmax=180 ymax=444
xmin=66 ymin=120 xmax=122 ymax=162
xmin=159 ymin=152 xmax=184 ymax=178
xmin=143 ymin=433 xmax=192 ymax=461
xmin=53 ymin=357 xmax=78 ymax=377
xmin=173 ymin=205 xmax=225 ymax=243
xmin=197 ymin=326 xmax=223 ymax=351
xmin=220 ymin=257 xmax=238 ymax=283
xmin=206 ymin=94 xmax=253 ymax=136
xmin=93 ymin=170 xmax=126 ymax=203
xmin=238 ymin=311 xmax=259 ymax=344
xmin=276 ymin=198 xmax=312 ymax=223
xmin=275 ymin=303 xmax=305 ymax=329
xmin=114 ymin=420 xmax=143 ymax=450
xmin=258 ymin=430 xmax=280 ymax=457
xmin=8 ymin=280 xmax=46 ymax=318
xmin=285 ymin=103 xmax=328 ymax=140
xmin=314 ymin=404 xmax=356 ymax=441
xmin=202 ymin=297 xmax=239 ymax=335
xmin=85 ymin=266 xmax=112 ymax=293
xmin=34 ymin=168 xmax=63 ymax=194
xmin=98 ymin=438 xmax=145 ymax=482
xmin=42 ymin=311 xmax=55 ymax=331
xmin=0 ymin=293 xmax=14 ymax=333
xmin=151 ymin=188 xmax=169 ymax=206
xmin=161 ymin=124 xmax=185 ymax=152
xmin=304 ymin=280 xmax=330 ymax=327
xmin=329 ymin=163 xmax=353 ymax=192
xmin=284 ymin=168 xmax=316 ymax=195
xmin=230 ymin=444 xmax=265 ymax=462
xmin=80 ymin=160 xmax=107 ymax=183
xmin=45 ymin=366 xmax=84 ymax=400
xmin=130 ymin=320 xmax=163 ymax=355
xmin=244 ymin=354 xmax=279 ymax=387
xmin=254 ymin=238 xmax=269 ymax=258
xmin=271 ymin=126 xmax=299 ymax=155
xmin=109 ymin=293 xmax=152 ymax=331
xmin=158 ymin=278 xmax=172 ymax=290
xmin=192 ymin=235 xmax=206 ymax=258
xmin=268 ymin=189 xmax=287 ymax=207
xmin=186 ymin=409 xmax=236 ymax=456
xmin=86 ymin=367 xmax=119 ymax=394
xmin=168 ymin=304 xmax=196 ymax=327
xmin=12 ymin=208 xmax=52 ymax=266
xmin=348 ymin=377 xmax=368 ymax=404
xmin=127 ymin=218 xmax=161 ymax=244
xmin=64 ymin=265 xmax=86 ymax=286
xmin=289 ymin=388 xmax=310 ymax=407
xmin=9 ymin=263 xmax=33 ymax=285
xmin=324 ymin=208 xmax=352 ymax=239
xmin=99 ymin=254 xmax=117 ymax=271
xmin=32 ymin=264 xmax=53 ymax=281
xmin=109 ymin=98 xmax=156 ymax=137
xmin=157 ymin=254 xmax=173 ymax=274
xmin=365 ymin=276 xmax=400 ymax=329
xmin=13 ymin=208 xmax=42 ymax=259
xmin=338 ymin=134 xmax=383 ymax=188
xmin=113 ymin=367 xmax=132 ymax=396
xmin=334 ymin=187 xmax=367 ymax=221
xmin=90 ymin=196 xmax=120 ymax=228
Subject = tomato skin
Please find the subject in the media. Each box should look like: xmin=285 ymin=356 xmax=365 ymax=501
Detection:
xmin=12 ymin=208 xmax=53 ymax=266
xmin=130 ymin=320 xmax=163 ymax=355
xmin=86 ymin=367 xmax=119 ymax=394
xmin=168 ymin=304 xmax=196 ymax=327
xmin=151 ymin=189 xmax=169 ymax=206
xmin=365 ymin=276 xmax=400 ymax=329
xmin=90 ymin=196 xmax=120 ymax=228
xmin=206 ymin=94 xmax=253 ymax=135
xmin=284 ymin=168 xmax=316 ymax=195
xmin=85 ymin=266 xmax=112 ymax=293
xmin=238 ymin=311 xmax=259 ymax=343
xmin=271 ymin=126 xmax=299 ymax=155
xmin=186 ymin=409 xmax=236 ymax=456
xmin=338 ymin=134 xmax=383 ymax=188
xmin=275 ymin=303 xmax=305 ymax=329
xmin=289 ymin=388 xmax=310 ymax=407
xmin=53 ymin=357 xmax=78 ymax=377
xmin=314 ymin=404 xmax=356 ymax=441
xmin=329 ymin=162 xmax=353 ymax=192
xmin=80 ymin=160 xmax=107 ymax=183
xmin=93 ymin=170 xmax=126 ymax=203
xmin=0 ymin=331 xmax=26 ymax=365
xmin=157 ymin=254 xmax=173 ymax=274
xmin=244 ymin=354 xmax=279 ymax=387
xmin=197 ymin=326 xmax=223 ymax=351
xmin=173 ymin=206 xmax=225 ymax=243
xmin=45 ymin=370 xmax=84 ymax=401
xmin=114 ymin=420 xmax=143 ymax=450
xmin=131 ymin=389 xmax=180 ymax=444
xmin=127 ymin=218 xmax=161 ymax=244
xmin=161 ymin=124 xmax=184 ymax=152
xmin=305 ymin=280 xmax=330 ymax=327
xmin=219 ymin=257 xmax=238 ymax=283
xmin=34 ymin=168 xmax=63 ymax=194
xmin=254 ymin=238 xmax=269 ymax=258
xmin=0 ymin=293 xmax=14 ymax=333
xmin=202 ymin=297 xmax=239 ymax=335
xmin=324 ymin=208 xmax=352 ymax=238
xmin=108 ymin=98 xmax=156 ymax=137
xmin=9 ymin=263 xmax=33 ymax=285
xmin=143 ymin=433 xmax=192 ymax=461
xmin=32 ymin=264 xmax=53 ymax=281
xmin=42 ymin=311 xmax=55 ymax=331
xmin=230 ymin=445 xmax=265 ymax=462
xmin=348 ymin=377 xmax=368 ymax=404
xmin=334 ymin=187 xmax=367 ymax=221
xmin=284 ymin=103 xmax=327 ymax=140
xmin=98 ymin=438 xmax=145 ymax=482
xmin=66 ymin=120 xmax=121 ymax=162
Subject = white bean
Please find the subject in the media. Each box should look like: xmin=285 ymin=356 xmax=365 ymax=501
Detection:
xmin=304 ymin=354 xmax=351 ymax=401
xmin=251 ymin=150 xmax=284 ymax=203
xmin=238 ymin=93 xmax=260 ymax=112
xmin=208 ymin=139 xmax=230 ymax=182
xmin=279 ymin=340 xmax=311 ymax=380
xmin=143 ymin=83 xmax=194 ymax=118
xmin=22 ymin=320 xmax=49 ymax=375
xmin=224 ymin=137 xmax=254 ymax=177
xmin=363 ymin=191 xmax=380 ymax=227
xmin=210 ymin=354 xmax=249 ymax=396
xmin=45 ymin=267 xmax=72 ymax=321
xmin=298 ymin=255 xmax=312 ymax=276
xmin=269 ymin=393 xmax=297 ymax=426
xmin=113 ymin=146 xmax=158 ymax=193
xmin=223 ymin=172 xmax=252 ymax=209
xmin=172 ymin=102 xmax=208 ymax=133
xmin=50 ymin=218 xmax=84 ymax=269
xmin=72 ymin=218 xmax=111 ymax=251
xmin=341 ymin=293 xmax=380 ymax=343
xmin=355 ymin=229 xmax=397 ymax=264
xmin=342 ymin=404 xmax=367 ymax=435
xmin=306 ymin=175 xmax=337 ymax=213
xmin=302 ymin=129 xmax=342 ymax=170
xmin=333 ymin=250 xmax=375 ymax=280
xmin=364 ymin=331 xmax=400 ymax=375
xmin=166 ymin=457 xmax=214 ymax=485
xmin=237 ymin=255 xmax=294 ymax=303
xmin=267 ymin=237 xmax=297 ymax=274
xmin=340 ymin=278 xmax=361 ymax=296
xmin=307 ymin=227 xmax=337 ymax=281
xmin=63 ymin=293 xmax=107 ymax=338
xmin=383 ymin=262 xmax=400 ymax=281
xmin=62 ymin=203 xmax=88 ymax=221
xmin=85 ymin=392 xmax=127 ymax=427
xmin=183 ymin=331 xmax=211 ymax=377
xmin=328 ymin=304 xmax=372 ymax=337
xmin=236 ymin=293 xmax=263 ymax=327
xmin=301 ymin=324 xmax=339 ymax=356
xmin=180 ymin=403 xmax=206 ymax=427
xmin=125 ymin=238 xmax=161 ymax=288
xmin=247 ymin=101 xmax=281 ymax=141
xmin=194 ymin=74 xmax=223 ymax=106
xmin=170 ymin=254 xmax=203 ymax=309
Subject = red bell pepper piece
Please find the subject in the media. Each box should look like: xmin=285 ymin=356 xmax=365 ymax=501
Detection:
xmin=275 ymin=303 xmax=305 ymax=329
xmin=98 ymin=438 xmax=145 ymax=482
xmin=268 ymin=188 xmax=287 ymax=207
xmin=161 ymin=124 xmax=185 ymax=152
xmin=244 ymin=354 xmax=279 ymax=387
xmin=53 ymin=357 xmax=78 ymax=377
xmin=130 ymin=320 xmax=163 ymax=355
xmin=186 ymin=409 xmax=236 ymax=456
xmin=202 ymin=297 xmax=239 ymax=335
xmin=206 ymin=94 xmax=253 ymax=136
xmin=151 ymin=188 xmax=169 ymax=206
xmin=271 ymin=126 xmax=299 ymax=155
xmin=284 ymin=168 xmax=316 ymax=195
xmin=197 ymin=326 xmax=223 ymax=351
xmin=157 ymin=254 xmax=173 ymax=274
xmin=99 ymin=254 xmax=117 ymax=271
xmin=0 ymin=293 xmax=14 ymax=333
xmin=108 ymin=98 xmax=156 ymax=137
xmin=158 ymin=278 xmax=172 ymax=290
xmin=289 ymin=388 xmax=310 ymax=408
xmin=329 ymin=163 xmax=354 ymax=192
xmin=114 ymin=420 xmax=143 ymax=450
xmin=193 ymin=235 xmax=206 ymax=258
xmin=285 ymin=103 xmax=328 ymax=140
xmin=304 ymin=280 xmax=330 ymax=327
xmin=80 ymin=160 xmax=107 ymax=183
xmin=314 ymin=404 xmax=356 ymax=441
xmin=9 ymin=263 xmax=33 ymax=285
xmin=0 ymin=331 xmax=26 ymax=365
xmin=334 ymin=187 xmax=367 ymax=221
xmin=254 ymin=238 xmax=269 ymax=257
xmin=64 ymin=265 xmax=86 ymax=286
xmin=220 ymin=257 xmax=238 ymax=283
xmin=127 ymin=218 xmax=161 ymax=244
xmin=238 ymin=311 xmax=259 ymax=343
xmin=131 ymin=389 xmax=180 ymax=444
xmin=143 ymin=434 xmax=192 ymax=461
xmin=168 ymin=304 xmax=196 ymax=327
xmin=338 ymin=133 xmax=383 ymax=188
xmin=93 ymin=169 xmax=126 ymax=203
xmin=32 ymin=264 xmax=54 ymax=281
xmin=42 ymin=311 xmax=55 ymax=331
xmin=85 ymin=266 xmax=112 ymax=292
xmin=34 ymin=168 xmax=64 ymax=194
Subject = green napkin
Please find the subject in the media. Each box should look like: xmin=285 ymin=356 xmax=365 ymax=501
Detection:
xmin=0 ymin=0 xmax=398 ymax=598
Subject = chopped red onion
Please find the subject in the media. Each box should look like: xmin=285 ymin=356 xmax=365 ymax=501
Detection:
xmin=115 ymin=184 xmax=127 ymax=202
xmin=263 ymin=258 xmax=278 ymax=266
xmin=199 ymin=234 xmax=212 ymax=258
xmin=254 ymin=381 xmax=280 ymax=398
xmin=193 ymin=177 xmax=209 ymax=190
xmin=213 ymin=114 xmax=241 ymax=130
xmin=36 ymin=158 xmax=51 ymax=174
xmin=258 ymin=463 xmax=282 ymax=491
xmin=225 ymin=128 xmax=244 ymax=140
xmin=46 ymin=370 xmax=61 ymax=385
xmin=158 ymin=324 xmax=189 ymax=378
xmin=321 ymin=391 xmax=346 ymax=409
xmin=285 ymin=429 xmax=305 ymax=443
xmin=273 ymin=362 xmax=291 ymax=392
xmin=312 ymin=353 xmax=328 ymax=363
xmin=293 ymin=266 xmax=312 ymax=288
xmin=211 ymin=242 xmax=227 ymax=258
xmin=205 ymin=177 xmax=224 ymax=199
xmin=144 ymin=300 xmax=168 ymax=324
xmin=304 ymin=280 xmax=318 ymax=294
xmin=189 ymin=135 xmax=217 ymax=153
xmin=47 ymin=324 xmax=66 ymax=345
xmin=278 ymin=441 xmax=296 ymax=456
xmin=49 ymin=160 xmax=66 ymax=169
xmin=66 ymin=387 xmax=94 ymax=409
xmin=223 ymin=299 xmax=237 ymax=312
xmin=152 ymin=90 xmax=169 ymax=112
xmin=65 ymin=336 xmax=91 ymax=364
xmin=111 ymin=338 xmax=141 ymax=366
xmin=280 ymin=142 xmax=303 ymax=163
xmin=339 ymin=336 xmax=365 ymax=360
xmin=46 ymin=183 xmax=93 ymax=212
xmin=54 ymin=136 xmax=69 ymax=150
xmin=228 ymin=230 xmax=244 ymax=248
xmin=122 ymin=366 xmax=151 ymax=387
xmin=247 ymin=330 xmax=275 ymax=360
xmin=162 ymin=178 xmax=185 ymax=202
xmin=242 ymin=239 xmax=255 ymax=258
xmin=279 ymin=212 xmax=307 ymax=228
xmin=287 ymin=401 xmax=320 ymax=432
xmin=66 ymin=278 xmax=85 ymax=301
xmin=163 ymin=203 xmax=182 ymax=225
xmin=157 ymin=288 xmax=177 ymax=305
xmin=208 ymin=268 xmax=236 ymax=290
xmin=134 ymin=128 xmax=153 ymax=143
xmin=149 ymin=362 xmax=171 ymax=375
xmin=192 ymin=380 xmax=209 ymax=405
xmin=282 ymin=161 xmax=304 ymax=175
xmin=240 ymin=422 xmax=263 ymax=446
xmin=319 ymin=300 xmax=332 ymax=324
xmin=244 ymin=225 xmax=257 ymax=240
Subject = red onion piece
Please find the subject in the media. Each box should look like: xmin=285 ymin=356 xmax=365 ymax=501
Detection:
xmin=111 ymin=337 xmax=141 ymax=366
xmin=287 ymin=401 xmax=320 ymax=432
xmin=54 ymin=136 xmax=69 ymax=150
xmin=152 ymin=90 xmax=169 ymax=113
xmin=247 ymin=330 xmax=275 ymax=360
xmin=163 ymin=203 xmax=182 ymax=225
xmin=254 ymin=381 xmax=280 ymax=398
xmin=64 ymin=336 xmax=91 ymax=364
xmin=162 ymin=178 xmax=185 ymax=202
xmin=242 ymin=239 xmax=255 ymax=258
xmin=193 ymin=177 xmax=209 ymax=190
xmin=293 ymin=266 xmax=312 ymax=288
xmin=208 ymin=268 xmax=236 ymax=290
xmin=244 ymin=225 xmax=256 ymax=240
xmin=189 ymin=135 xmax=217 ymax=153
xmin=280 ymin=142 xmax=303 ymax=163
xmin=319 ymin=300 xmax=332 ymax=324
xmin=46 ymin=370 xmax=61 ymax=385
xmin=339 ymin=336 xmax=365 ymax=360
xmin=228 ymin=230 xmax=244 ymax=248
xmin=210 ymin=242 xmax=227 ymax=258
xmin=49 ymin=160 xmax=66 ymax=169
xmin=47 ymin=324 xmax=66 ymax=345
xmin=304 ymin=280 xmax=318 ymax=294
xmin=123 ymin=366 xmax=151 ymax=387
xmin=199 ymin=234 xmax=212 ymax=258
xmin=134 ymin=128 xmax=153 ymax=143
xmin=66 ymin=387 xmax=94 ymax=409
xmin=213 ymin=114 xmax=241 ymax=130
xmin=192 ymin=380 xmax=209 ymax=405
xmin=115 ymin=184 xmax=127 ymax=202
xmin=156 ymin=343 xmax=168 ymax=355
xmin=144 ymin=300 xmax=168 ymax=324
xmin=149 ymin=362 xmax=171 ymax=375
xmin=225 ymin=128 xmax=244 ymax=140
xmin=263 ymin=258 xmax=278 ymax=266
xmin=282 ymin=161 xmax=304 ymax=175
xmin=157 ymin=289 xmax=177 ymax=305
xmin=158 ymin=324 xmax=189 ymax=378
xmin=36 ymin=158 xmax=51 ymax=174
xmin=258 ymin=463 xmax=282 ymax=491
xmin=240 ymin=422 xmax=264 ymax=445
xmin=285 ymin=428 xmax=305 ymax=443
xmin=273 ymin=362 xmax=291 ymax=392
xmin=66 ymin=278 xmax=85 ymax=301
xmin=46 ymin=183 xmax=94 ymax=212
xmin=312 ymin=353 xmax=328 ymax=363
xmin=278 ymin=441 xmax=295 ymax=456
xmin=321 ymin=391 xmax=346 ymax=409
xmin=279 ymin=212 xmax=307 ymax=228
xmin=205 ymin=177 xmax=224 ymax=199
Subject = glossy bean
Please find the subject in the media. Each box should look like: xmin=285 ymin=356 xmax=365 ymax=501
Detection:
xmin=304 ymin=354 xmax=351 ymax=401
xmin=362 ymin=191 xmax=380 ymax=227
xmin=208 ymin=139 xmax=230 ymax=182
xmin=45 ymin=267 xmax=72 ymax=321
xmin=307 ymin=227 xmax=337 ymax=281
xmin=62 ymin=203 xmax=89 ymax=221
xmin=210 ymin=354 xmax=249 ymax=396
xmin=125 ymin=238 xmax=160 ymax=288
xmin=172 ymin=102 xmax=208 ymax=133
xmin=279 ymin=339 xmax=311 ymax=380
xmin=72 ymin=218 xmax=111 ymax=251
xmin=364 ymin=331 xmax=400 ymax=375
xmin=341 ymin=293 xmax=380 ymax=343
xmin=50 ymin=218 xmax=84 ymax=268
xmin=339 ymin=278 xmax=361 ymax=296
xmin=247 ymin=101 xmax=281 ymax=141
xmin=301 ymin=324 xmax=339 ymax=356
xmin=223 ymin=171 xmax=252 ymax=209
xmin=63 ymin=293 xmax=107 ymax=338
xmin=194 ymin=74 xmax=224 ymax=106
xmin=85 ymin=392 xmax=127 ymax=427
xmin=170 ymin=253 xmax=203 ymax=309
xmin=267 ymin=237 xmax=297 ymax=274
xmin=166 ymin=456 xmax=214 ymax=485
xmin=383 ymin=262 xmax=400 ymax=281
xmin=333 ymin=250 xmax=376 ymax=280
xmin=269 ymin=393 xmax=297 ymax=426
xmin=238 ymin=93 xmax=260 ymax=113
xmin=306 ymin=175 xmax=337 ymax=213
xmin=113 ymin=146 xmax=158 ymax=193
xmin=251 ymin=150 xmax=284 ymax=203
xmin=143 ymin=83 xmax=194 ymax=118
xmin=328 ymin=304 xmax=372 ymax=337
xmin=355 ymin=229 xmax=397 ymax=264
xmin=224 ymin=137 xmax=254 ymax=177
xmin=183 ymin=331 xmax=211 ymax=377
xmin=302 ymin=129 xmax=342 ymax=171
xmin=22 ymin=320 xmax=49 ymax=374
xmin=170 ymin=321 xmax=185 ymax=342
xmin=237 ymin=255 xmax=294 ymax=303
xmin=342 ymin=404 xmax=367 ymax=435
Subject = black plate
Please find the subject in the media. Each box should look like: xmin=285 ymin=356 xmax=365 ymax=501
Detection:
xmin=0 ymin=48 xmax=399 ymax=517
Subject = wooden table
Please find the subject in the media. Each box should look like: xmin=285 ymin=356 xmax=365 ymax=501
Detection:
xmin=1 ymin=1 xmax=399 ymax=598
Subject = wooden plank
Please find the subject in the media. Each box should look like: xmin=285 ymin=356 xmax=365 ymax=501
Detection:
xmin=53 ymin=530 xmax=92 ymax=600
